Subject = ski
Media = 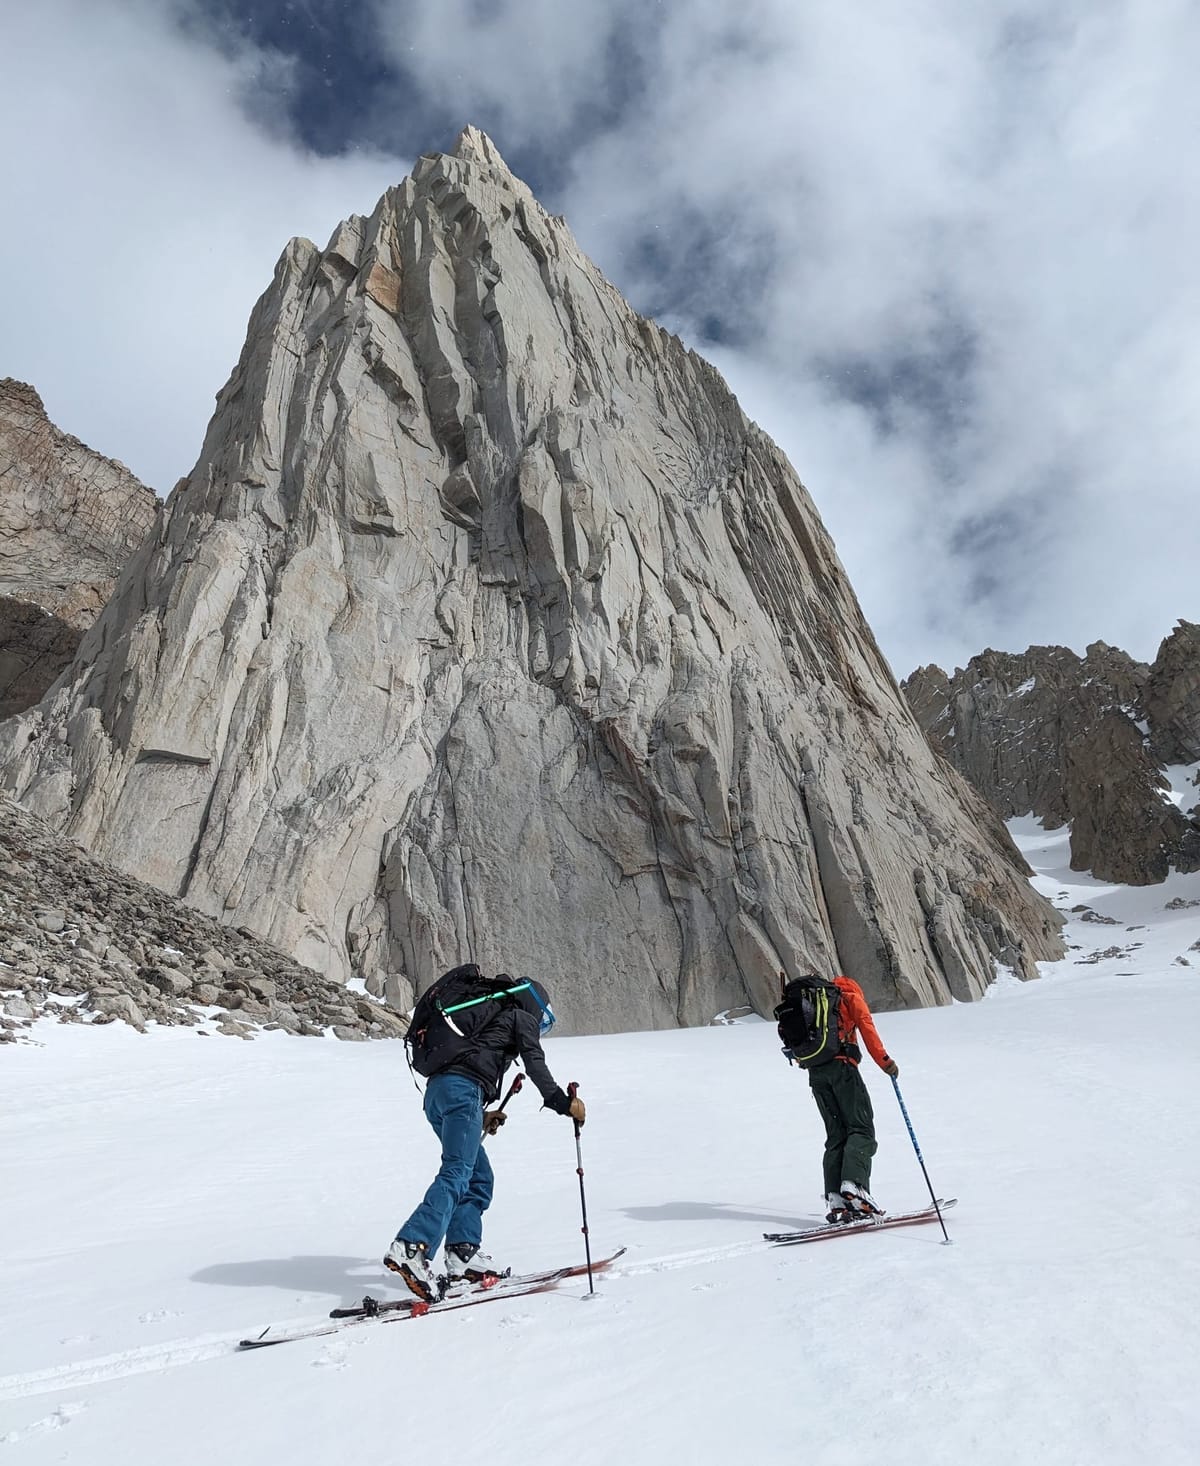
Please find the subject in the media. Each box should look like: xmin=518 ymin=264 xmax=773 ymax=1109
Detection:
xmin=328 ymin=1255 xmax=596 ymax=1319
xmin=764 ymin=1198 xmax=957 ymax=1246
xmin=237 ymin=1248 xmax=626 ymax=1350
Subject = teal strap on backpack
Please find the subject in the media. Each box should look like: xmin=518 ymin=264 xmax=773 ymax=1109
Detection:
xmin=441 ymin=980 xmax=532 ymax=1016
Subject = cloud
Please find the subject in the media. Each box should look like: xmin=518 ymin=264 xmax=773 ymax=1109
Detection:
xmin=559 ymin=1 xmax=1200 ymax=671
xmin=0 ymin=0 xmax=405 ymax=494
xmin=370 ymin=0 xmax=653 ymax=152
xmin=2 ymin=0 xmax=1196 ymax=678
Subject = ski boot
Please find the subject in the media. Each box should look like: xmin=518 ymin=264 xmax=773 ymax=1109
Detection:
xmin=383 ymin=1239 xmax=441 ymax=1302
xmin=825 ymin=1192 xmax=854 ymax=1224
xmin=444 ymin=1243 xmax=507 ymax=1285
xmin=840 ymin=1181 xmax=885 ymax=1218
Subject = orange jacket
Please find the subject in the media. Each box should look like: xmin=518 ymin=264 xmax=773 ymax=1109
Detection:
xmin=832 ymin=976 xmax=893 ymax=1071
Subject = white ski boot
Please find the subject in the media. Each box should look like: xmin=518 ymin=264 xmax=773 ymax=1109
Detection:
xmin=840 ymin=1181 xmax=885 ymax=1217
xmin=383 ymin=1239 xmax=440 ymax=1302
xmin=825 ymin=1192 xmax=854 ymax=1224
xmin=444 ymin=1243 xmax=506 ymax=1284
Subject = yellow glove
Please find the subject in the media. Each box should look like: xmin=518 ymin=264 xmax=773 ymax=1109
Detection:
xmin=883 ymin=1060 xmax=899 ymax=1078
xmin=483 ymin=1111 xmax=507 ymax=1136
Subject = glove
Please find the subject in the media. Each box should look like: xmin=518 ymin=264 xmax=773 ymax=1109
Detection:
xmin=483 ymin=1110 xmax=507 ymax=1136
xmin=567 ymin=1097 xmax=586 ymax=1126
xmin=883 ymin=1060 xmax=899 ymax=1078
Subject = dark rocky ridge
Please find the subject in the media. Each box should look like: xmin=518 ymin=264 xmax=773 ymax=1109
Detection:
xmin=0 ymin=379 xmax=160 ymax=717
xmin=903 ymin=625 xmax=1200 ymax=885
xmin=1144 ymin=621 xmax=1200 ymax=765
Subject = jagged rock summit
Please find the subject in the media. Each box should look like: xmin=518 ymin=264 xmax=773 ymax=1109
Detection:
xmin=0 ymin=130 xmax=1062 ymax=1030
xmin=903 ymin=629 xmax=1200 ymax=885
xmin=1144 ymin=620 xmax=1200 ymax=766
xmin=0 ymin=379 xmax=159 ymax=717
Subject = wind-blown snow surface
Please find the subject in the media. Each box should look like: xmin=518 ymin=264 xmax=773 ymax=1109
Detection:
xmin=2 ymin=820 xmax=1199 ymax=1465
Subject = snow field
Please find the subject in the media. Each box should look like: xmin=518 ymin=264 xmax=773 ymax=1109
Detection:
xmin=1 ymin=817 xmax=1198 ymax=1464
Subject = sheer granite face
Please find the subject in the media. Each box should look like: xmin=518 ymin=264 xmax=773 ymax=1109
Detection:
xmin=0 ymin=132 xmax=1063 ymax=1029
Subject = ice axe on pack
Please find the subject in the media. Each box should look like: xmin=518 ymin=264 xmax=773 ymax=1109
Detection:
xmin=482 ymin=1071 xmax=525 ymax=1137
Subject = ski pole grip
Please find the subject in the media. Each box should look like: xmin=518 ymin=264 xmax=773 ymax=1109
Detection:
xmin=568 ymin=1081 xmax=578 ymax=1099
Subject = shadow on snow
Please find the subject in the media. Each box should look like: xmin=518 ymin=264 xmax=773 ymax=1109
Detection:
xmin=621 ymin=1201 xmax=815 ymax=1227
xmin=192 ymin=1256 xmax=388 ymax=1298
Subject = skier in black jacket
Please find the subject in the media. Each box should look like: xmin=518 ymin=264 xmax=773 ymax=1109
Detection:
xmin=384 ymin=975 xmax=585 ymax=1301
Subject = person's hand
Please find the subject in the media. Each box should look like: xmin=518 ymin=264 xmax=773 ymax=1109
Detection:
xmin=883 ymin=1060 xmax=899 ymax=1078
xmin=483 ymin=1110 xmax=507 ymax=1136
xmin=567 ymin=1097 xmax=586 ymax=1126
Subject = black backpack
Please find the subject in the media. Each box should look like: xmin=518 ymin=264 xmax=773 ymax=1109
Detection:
xmin=405 ymin=964 xmax=527 ymax=1079
xmin=774 ymin=975 xmax=843 ymax=1068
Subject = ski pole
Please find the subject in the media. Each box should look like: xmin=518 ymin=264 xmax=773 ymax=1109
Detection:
xmin=567 ymin=1081 xmax=595 ymax=1293
xmin=482 ymin=1071 xmax=524 ymax=1137
xmin=891 ymin=1077 xmax=951 ymax=1244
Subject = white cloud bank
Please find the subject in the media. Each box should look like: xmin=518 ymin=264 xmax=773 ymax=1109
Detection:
xmin=2 ymin=0 xmax=1196 ymax=677
xmin=0 ymin=1 xmax=405 ymax=495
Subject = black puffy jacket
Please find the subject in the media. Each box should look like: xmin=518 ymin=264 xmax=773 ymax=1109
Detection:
xmin=442 ymin=983 xmax=571 ymax=1113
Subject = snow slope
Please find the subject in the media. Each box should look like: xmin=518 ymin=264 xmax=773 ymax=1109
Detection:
xmin=2 ymin=820 xmax=1199 ymax=1465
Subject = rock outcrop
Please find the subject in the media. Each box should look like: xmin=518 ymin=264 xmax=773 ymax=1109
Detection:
xmin=0 ymin=793 xmax=407 ymax=1042
xmin=0 ymin=379 xmax=159 ymax=717
xmin=0 ymin=130 xmax=1063 ymax=1029
xmin=1144 ymin=620 xmax=1200 ymax=766
xmin=903 ymin=634 xmax=1200 ymax=885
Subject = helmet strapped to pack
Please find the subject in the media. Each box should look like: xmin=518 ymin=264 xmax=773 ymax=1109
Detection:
xmin=516 ymin=977 xmax=556 ymax=1036
xmin=774 ymin=974 xmax=844 ymax=1068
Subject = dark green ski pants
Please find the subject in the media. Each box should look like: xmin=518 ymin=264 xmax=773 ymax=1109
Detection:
xmin=808 ymin=1059 xmax=877 ymax=1195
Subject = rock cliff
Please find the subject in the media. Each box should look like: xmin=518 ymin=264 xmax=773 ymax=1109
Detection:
xmin=0 ymin=130 xmax=1063 ymax=1029
xmin=1144 ymin=620 xmax=1200 ymax=766
xmin=903 ymin=632 xmax=1200 ymax=885
xmin=0 ymin=379 xmax=159 ymax=717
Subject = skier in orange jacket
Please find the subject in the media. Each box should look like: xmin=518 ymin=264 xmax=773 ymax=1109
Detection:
xmin=811 ymin=975 xmax=899 ymax=1223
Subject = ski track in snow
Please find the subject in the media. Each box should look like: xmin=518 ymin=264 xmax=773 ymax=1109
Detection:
xmin=0 ymin=1334 xmax=244 ymax=1402
xmin=0 ymin=1236 xmax=838 ymax=1400
xmin=0 ymin=1212 xmax=969 ymax=1402
xmin=0 ymin=1250 xmax=718 ymax=1400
